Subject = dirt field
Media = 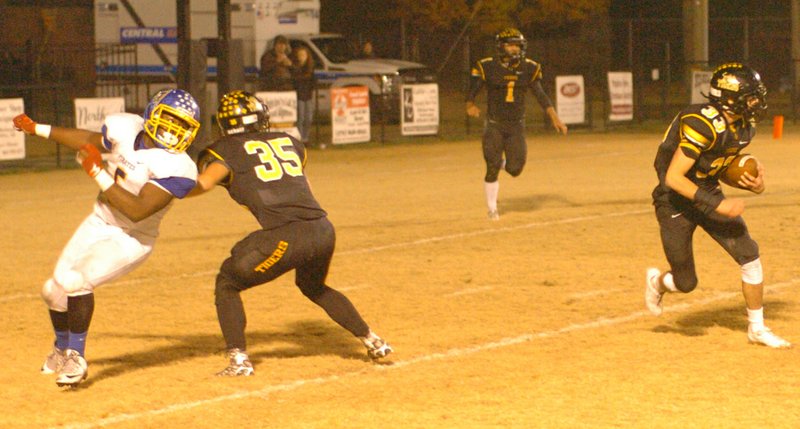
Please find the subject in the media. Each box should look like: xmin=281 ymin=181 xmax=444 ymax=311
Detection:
xmin=1 ymin=127 xmax=799 ymax=428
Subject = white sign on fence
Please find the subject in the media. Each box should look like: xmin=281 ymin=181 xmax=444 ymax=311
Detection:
xmin=331 ymin=86 xmax=370 ymax=145
xmin=555 ymin=75 xmax=585 ymax=125
xmin=74 ymin=97 xmax=126 ymax=132
xmin=256 ymin=91 xmax=300 ymax=139
xmin=691 ymin=70 xmax=713 ymax=104
xmin=0 ymin=98 xmax=25 ymax=161
xmin=400 ymin=83 xmax=439 ymax=136
xmin=607 ymin=71 xmax=634 ymax=122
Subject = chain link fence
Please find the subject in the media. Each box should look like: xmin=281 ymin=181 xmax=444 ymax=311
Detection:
xmin=2 ymin=15 xmax=797 ymax=172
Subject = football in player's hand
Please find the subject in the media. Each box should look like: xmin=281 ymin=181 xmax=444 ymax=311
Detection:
xmin=719 ymin=154 xmax=759 ymax=189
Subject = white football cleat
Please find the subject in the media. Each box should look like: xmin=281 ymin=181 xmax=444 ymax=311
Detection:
xmin=645 ymin=267 xmax=664 ymax=316
xmin=41 ymin=346 xmax=66 ymax=375
xmin=56 ymin=349 xmax=88 ymax=388
xmin=217 ymin=348 xmax=254 ymax=376
xmin=487 ymin=210 xmax=500 ymax=221
xmin=748 ymin=326 xmax=792 ymax=349
xmin=360 ymin=332 xmax=393 ymax=360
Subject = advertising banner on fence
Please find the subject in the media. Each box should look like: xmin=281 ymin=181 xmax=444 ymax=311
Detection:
xmin=256 ymin=91 xmax=300 ymax=140
xmin=555 ymin=75 xmax=585 ymax=125
xmin=607 ymin=71 xmax=634 ymax=121
xmin=331 ymin=86 xmax=370 ymax=145
xmin=74 ymin=97 xmax=126 ymax=132
xmin=400 ymin=83 xmax=439 ymax=136
xmin=0 ymin=98 xmax=25 ymax=161
xmin=691 ymin=70 xmax=713 ymax=104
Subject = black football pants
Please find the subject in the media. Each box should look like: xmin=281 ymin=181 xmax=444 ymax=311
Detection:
xmin=482 ymin=119 xmax=526 ymax=182
xmin=655 ymin=203 xmax=759 ymax=293
xmin=214 ymin=217 xmax=369 ymax=351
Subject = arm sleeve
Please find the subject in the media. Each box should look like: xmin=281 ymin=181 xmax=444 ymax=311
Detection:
xmin=466 ymin=61 xmax=486 ymax=102
xmin=197 ymin=146 xmax=232 ymax=187
xmin=530 ymin=80 xmax=553 ymax=110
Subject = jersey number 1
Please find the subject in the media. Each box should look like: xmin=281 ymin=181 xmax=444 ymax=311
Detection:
xmin=244 ymin=137 xmax=303 ymax=182
xmin=505 ymin=81 xmax=515 ymax=102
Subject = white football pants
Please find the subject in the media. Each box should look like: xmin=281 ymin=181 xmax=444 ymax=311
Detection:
xmin=41 ymin=213 xmax=153 ymax=311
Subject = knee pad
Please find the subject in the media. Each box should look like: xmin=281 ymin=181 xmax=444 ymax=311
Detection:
xmin=741 ymin=258 xmax=763 ymax=285
xmin=505 ymin=164 xmax=524 ymax=177
xmin=484 ymin=165 xmax=501 ymax=183
xmin=55 ymin=269 xmax=88 ymax=294
xmin=672 ymin=271 xmax=698 ymax=293
xmin=41 ymin=279 xmax=68 ymax=312
xmin=299 ymin=282 xmax=326 ymax=301
xmin=214 ymin=272 xmax=243 ymax=305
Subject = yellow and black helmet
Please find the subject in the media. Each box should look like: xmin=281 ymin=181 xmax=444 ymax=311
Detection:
xmin=216 ymin=90 xmax=270 ymax=136
xmin=495 ymin=27 xmax=527 ymax=62
xmin=707 ymin=63 xmax=767 ymax=121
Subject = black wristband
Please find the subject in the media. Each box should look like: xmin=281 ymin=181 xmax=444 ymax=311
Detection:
xmin=693 ymin=188 xmax=724 ymax=215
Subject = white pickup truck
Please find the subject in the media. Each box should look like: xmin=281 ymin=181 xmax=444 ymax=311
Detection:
xmin=282 ymin=33 xmax=435 ymax=120
xmin=94 ymin=0 xmax=434 ymax=120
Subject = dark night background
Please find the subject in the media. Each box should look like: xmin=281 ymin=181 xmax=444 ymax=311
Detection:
xmin=320 ymin=0 xmax=793 ymax=91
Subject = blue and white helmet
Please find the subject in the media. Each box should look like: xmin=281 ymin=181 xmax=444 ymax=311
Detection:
xmin=143 ymin=89 xmax=201 ymax=153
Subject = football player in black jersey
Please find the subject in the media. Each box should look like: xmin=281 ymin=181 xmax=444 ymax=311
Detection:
xmin=190 ymin=91 xmax=393 ymax=375
xmin=645 ymin=63 xmax=790 ymax=348
xmin=466 ymin=28 xmax=568 ymax=220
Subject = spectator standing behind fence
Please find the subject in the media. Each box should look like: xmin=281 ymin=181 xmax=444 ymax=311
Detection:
xmin=292 ymin=45 xmax=315 ymax=146
xmin=259 ymin=35 xmax=294 ymax=91
xmin=358 ymin=40 xmax=376 ymax=59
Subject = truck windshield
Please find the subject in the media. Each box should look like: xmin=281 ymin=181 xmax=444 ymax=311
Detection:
xmin=311 ymin=37 xmax=353 ymax=64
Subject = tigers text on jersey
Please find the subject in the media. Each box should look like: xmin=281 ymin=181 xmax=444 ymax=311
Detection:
xmin=200 ymin=131 xmax=326 ymax=231
xmin=469 ymin=57 xmax=543 ymax=122
xmin=94 ymin=113 xmax=197 ymax=239
xmin=652 ymin=103 xmax=756 ymax=206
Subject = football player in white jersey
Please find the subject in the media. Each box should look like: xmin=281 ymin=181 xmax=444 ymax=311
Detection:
xmin=12 ymin=89 xmax=201 ymax=388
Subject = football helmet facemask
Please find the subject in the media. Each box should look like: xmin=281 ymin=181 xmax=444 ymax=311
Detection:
xmin=706 ymin=63 xmax=767 ymax=122
xmin=495 ymin=28 xmax=527 ymax=65
xmin=216 ymin=90 xmax=270 ymax=136
xmin=143 ymin=89 xmax=201 ymax=153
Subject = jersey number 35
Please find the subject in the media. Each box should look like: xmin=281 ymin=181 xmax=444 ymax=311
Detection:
xmin=244 ymin=137 xmax=303 ymax=182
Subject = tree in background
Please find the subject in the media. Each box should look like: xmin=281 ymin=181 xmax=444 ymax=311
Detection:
xmin=393 ymin=0 xmax=608 ymax=38
xmin=390 ymin=0 xmax=608 ymax=67
xmin=321 ymin=0 xmax=610 ymax=88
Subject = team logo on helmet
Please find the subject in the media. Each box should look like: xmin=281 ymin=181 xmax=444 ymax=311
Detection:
xmin=715 ymin=73 xmax=741 ymax=92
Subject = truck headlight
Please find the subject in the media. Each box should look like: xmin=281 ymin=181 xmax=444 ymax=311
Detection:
xmin=373 ymin=74 xmax=396 ymax=95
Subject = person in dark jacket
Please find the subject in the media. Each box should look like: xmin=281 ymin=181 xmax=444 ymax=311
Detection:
xmin=292 ymin=45 xmax=316 ymax=145
xmin=259 ymin=35 xmax=294 ymax=91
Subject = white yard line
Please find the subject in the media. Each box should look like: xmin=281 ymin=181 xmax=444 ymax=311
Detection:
xmin=2 ymin=208 xmax=650 ymax=303
xmin=338 ymin=208 xmax=650 ymax=256
xmin=55 ymin=278 xmax=798 ymax=429
xmin=568 ymin=288 xmax=628 ymax=299
xmin=446 ymin=286 xmax=495 ymax=297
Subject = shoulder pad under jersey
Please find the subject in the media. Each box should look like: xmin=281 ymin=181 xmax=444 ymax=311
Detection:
xmin=471 ymin=57 xmax=494 ymax=79
xmin=679 ymin=104 xmax=724 ymax=152
xmin=148 ymin=151 xmax=198 ymax=183
xmin=524 ymin=59 xmax=543 ymax=81
xmin=101 ymin=113 xmax=145 ymax=151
